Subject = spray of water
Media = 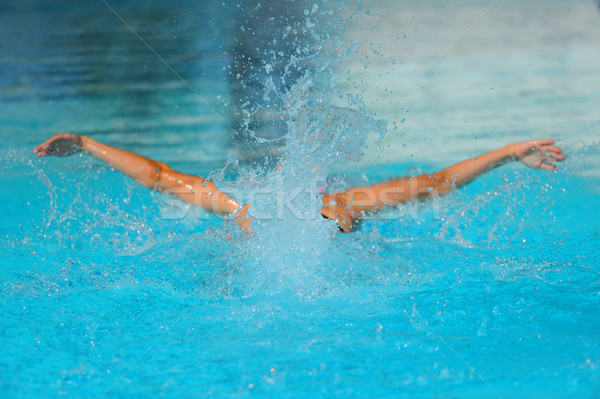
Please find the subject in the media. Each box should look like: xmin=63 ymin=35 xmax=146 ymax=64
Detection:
xmin=195 ymin=1 xmax=389 ymax=298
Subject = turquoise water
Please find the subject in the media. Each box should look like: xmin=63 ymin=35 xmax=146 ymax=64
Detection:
xmin=1 ymin=0 xmax=599 ymax=398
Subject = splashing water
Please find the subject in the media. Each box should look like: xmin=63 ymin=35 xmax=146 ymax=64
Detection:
xmin=1 ymin=1 xmax=599 ymax=398
xmin=195 ymin=0 xmax=389 ymax=298
xmin=211 ymin=71 xmax=387 ymax=297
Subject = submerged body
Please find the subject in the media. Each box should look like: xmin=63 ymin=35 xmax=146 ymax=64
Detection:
xmin=33 ymin=133 xmax=564 ymax=233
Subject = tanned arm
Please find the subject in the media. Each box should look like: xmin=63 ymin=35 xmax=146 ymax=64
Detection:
xmin=321 ymin=139 xmax=565 ymax=232
xmin=34 ymin=133 xmax=252 ymax=231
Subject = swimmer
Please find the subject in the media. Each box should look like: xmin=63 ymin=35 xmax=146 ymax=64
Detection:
xmin=33 ymin=133 xmax=564 ymax=233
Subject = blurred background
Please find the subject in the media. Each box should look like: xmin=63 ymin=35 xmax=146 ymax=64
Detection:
xmin=1 ymin=0 xmax=598 ymax=175
xmin=339 ymin=0 xmax=600 ymax=170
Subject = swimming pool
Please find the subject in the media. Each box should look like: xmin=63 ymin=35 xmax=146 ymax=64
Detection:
xmin=1 ymin=0 xmax=599 ymax=398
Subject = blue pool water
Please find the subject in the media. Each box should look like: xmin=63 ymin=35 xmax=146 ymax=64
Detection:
xmin=1 ymin=0 xmax=599 ymax=398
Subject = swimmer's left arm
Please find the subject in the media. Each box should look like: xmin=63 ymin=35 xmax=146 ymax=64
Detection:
xmin=344 ymin=139 xmax=564 ymax=208
xmin=324 ymin=139 xmax=564 ymax=232
xmin=428 ymin=139 xmax=565 ymax=196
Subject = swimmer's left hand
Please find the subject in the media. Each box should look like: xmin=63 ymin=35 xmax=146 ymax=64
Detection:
xmin=511 ymin=139 xmax=565 ymax=171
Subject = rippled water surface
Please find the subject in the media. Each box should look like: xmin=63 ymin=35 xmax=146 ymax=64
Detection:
xmin=1 ymin=0 xmax=599 ymax=398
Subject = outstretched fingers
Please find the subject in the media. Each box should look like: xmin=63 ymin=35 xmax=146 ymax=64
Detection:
xmin=539 ymin=162 xmax=558 ymax=172
xmin=533 ymin=139 xmax=555 ymax=146
xmin=33 ymin=138 xmax=52 ymax=156
xmin=33 ymin=141 xmax=54 ymax=156
xmin=539 ymin=147 xmax=564 ymax=171
xmin=33 ymin=134 xmax=63 ymax=156
xmin=514 ymin=139 xmax=565 ymax=171
xmin=33 ymin=133 xmax=82 ymax=157
xmin=538 ymin=143 xmax=565 ymax=164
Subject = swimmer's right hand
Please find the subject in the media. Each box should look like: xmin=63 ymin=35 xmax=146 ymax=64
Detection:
xmin=33 ymin=133 xmax=86 ymax=157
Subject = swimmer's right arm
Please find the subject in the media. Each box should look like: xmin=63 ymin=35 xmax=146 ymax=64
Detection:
xmin=34 ymin=133 xmax=173 ymax=189
xmin=33 ymin=133 xmax=252 ymax=232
